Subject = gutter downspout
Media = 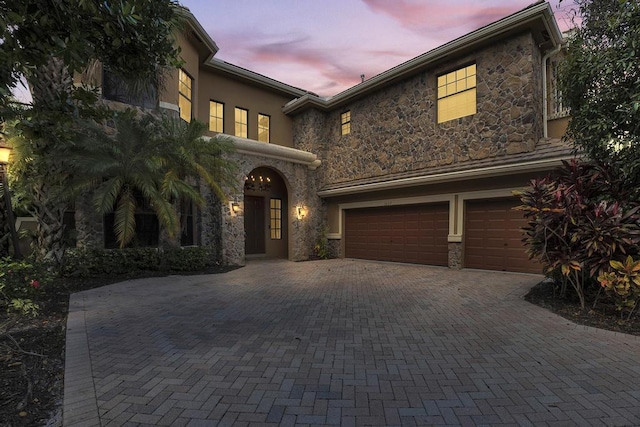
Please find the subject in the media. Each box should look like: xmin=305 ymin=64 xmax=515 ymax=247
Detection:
xmin=542 ymin=42 xmax=563 ymax=138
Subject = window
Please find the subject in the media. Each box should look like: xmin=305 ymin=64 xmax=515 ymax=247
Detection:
xmin=180 ymin=200 xmax=199 ymax=246
xmin=178 ymin=69 xmax=193 ymax=122
xmin=235 ymin=107 xmax=248 ymax=138
xmin=549 ymin=60 xmax=569 ymax=118
xmin=341 ymin=110 xmax=351 ymax=135
xmin=270 ymin=198 xmax=282 ymax=240
xmin=209 ymin=101 xmax=224 ymax=133
xmin=258 ymin=113 xmax=270 ymax=143
xmin=102 ymin=69 xmax=157 ymax=109
xmin=437 ymin=63 xmax=476 ymax=123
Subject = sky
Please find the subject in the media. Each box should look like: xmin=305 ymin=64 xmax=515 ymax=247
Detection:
xmin=11 ymin=0 xmax=579 ymax=102
xmin=179 ymin=0 xmax=579 ymax=97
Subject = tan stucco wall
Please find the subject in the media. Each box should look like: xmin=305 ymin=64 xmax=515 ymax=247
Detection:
xmin=548 ymin=117 xmax=569 ymax=139
xmin=196 ymin=71 xmax=295 ymax=146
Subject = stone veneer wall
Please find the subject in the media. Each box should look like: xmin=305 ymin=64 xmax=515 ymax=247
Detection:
xmin=295 ymin=32 xmax=543 ymax=188
xmin=74 ymin=191 xmax=104 ymax=249
xmin=220 ymin=150 xmax=323 ymax=265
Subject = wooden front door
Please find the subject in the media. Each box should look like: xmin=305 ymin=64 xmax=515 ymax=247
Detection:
xmin=245 ymin=196 xmax=265 ymax=255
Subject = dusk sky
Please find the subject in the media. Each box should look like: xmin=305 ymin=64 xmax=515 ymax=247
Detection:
xmin=10 ymin=0 xmax=579 ymax=102
xmin=179 ymin=0 xmax=579 ymax=97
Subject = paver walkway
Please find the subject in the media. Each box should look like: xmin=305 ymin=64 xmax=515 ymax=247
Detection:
xmin=63 ymin=259 xmax=640 ymax=426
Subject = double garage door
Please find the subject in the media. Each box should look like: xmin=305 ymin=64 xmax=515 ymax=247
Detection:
xmin=345 ymin=203 xmax=449 ymax=266
xmin=344 ymin=199 xmax=539 ymax=273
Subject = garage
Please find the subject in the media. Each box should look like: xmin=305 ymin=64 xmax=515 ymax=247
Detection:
xmin=344 ymin=203 xmax=449 ymax=266
xmin=464 ymin=198 xmax=540 ymax=273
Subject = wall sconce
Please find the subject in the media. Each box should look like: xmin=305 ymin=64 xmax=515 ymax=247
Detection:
xmin=296 ymin=206 xmax=307 ymax=220
xmin=230 ymin=201 xmax=242 ymax=217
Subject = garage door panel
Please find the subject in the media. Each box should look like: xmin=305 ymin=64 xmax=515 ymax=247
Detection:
xmin=465 ymin=198 xmax=539 ymax=273
xmin=345 ymin=203 xmax=448 ymax=266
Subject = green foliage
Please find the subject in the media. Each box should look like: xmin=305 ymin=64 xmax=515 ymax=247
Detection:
xmin=0 ymin=0 xmax=184 ymax=265
xmin=70 ymin=110 xmax=236 ymax=248
xmin=559 ymin=0 xmax=640 ymax=195
xmin=0 ymin=258 xmax=51 ymax=316
xmin=61 ymin=246 xmax=218 ymax=278
xmin=516 ymin=159 xmax=640 ymax=310
xmin=314 ymin=226 xmax=331 ymax=260
xmin=597 ymin=256 xmax=640 ymax=315
xmin=0 ymin=0 xmax=183 ymax=103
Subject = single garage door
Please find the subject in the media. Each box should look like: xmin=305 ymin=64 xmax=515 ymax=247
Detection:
xmin=464 ymin=198 xmax=540 ymax=273
xmin=345 ymin=203 xmax=449 ymax=266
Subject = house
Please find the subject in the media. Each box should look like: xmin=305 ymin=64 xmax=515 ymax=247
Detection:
xmin=74 ymin=0 xmax=572 ymax=273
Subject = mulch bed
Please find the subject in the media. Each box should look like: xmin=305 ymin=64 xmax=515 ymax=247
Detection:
xmin=1 ymin=271 xmax=638 ymax=426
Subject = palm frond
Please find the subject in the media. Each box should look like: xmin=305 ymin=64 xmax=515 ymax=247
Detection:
xmin=114 ymin=188 xmax=137 ymax=248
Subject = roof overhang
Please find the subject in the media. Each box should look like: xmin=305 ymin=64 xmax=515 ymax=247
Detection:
xmin=317 ymin=156 xmax=572 ymax=198
xmin=284 ymin=1 xmax=563 ymax=115
xmin=208 ymin=135 xmax=321 ymax=170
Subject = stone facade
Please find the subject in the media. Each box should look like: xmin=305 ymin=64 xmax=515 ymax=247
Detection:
xmin=220 ymin=150 xmax=322 ymax=265
xmin=293 ymin=33 xmax=544 ymax=188
xmin=75 ymin=191 xmax=104 ymax=249
xmin=448 ymin=243 xmax=463 ymax=269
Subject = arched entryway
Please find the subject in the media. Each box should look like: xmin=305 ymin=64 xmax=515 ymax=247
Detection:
xmin=244 ymin=167 xmax=289 ymax=259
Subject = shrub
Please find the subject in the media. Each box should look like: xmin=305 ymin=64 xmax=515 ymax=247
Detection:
xmin=61 ymin=246 xmax=218 ymax=278
xmin=516 ymin=159 xmax=640 ymax=310
xmin=597 ymin=256 xmax=640 ymax=317
xmin=0 ymin=258 xmax=51 ymax=316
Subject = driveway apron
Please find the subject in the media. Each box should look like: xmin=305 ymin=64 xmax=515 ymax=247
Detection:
xmin=63 ymin=259 xmax=640 ymax=426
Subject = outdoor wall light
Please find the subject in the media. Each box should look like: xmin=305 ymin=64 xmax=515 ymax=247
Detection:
xmin=296 ymin=206 xmax=307 ymax=220
xmin=230 ymin=201 xmax=242 ymax=217
xmin=0 ymin=141 xmax=22 ymax=259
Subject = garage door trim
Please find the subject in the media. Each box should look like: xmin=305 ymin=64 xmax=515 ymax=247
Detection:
xmin=333 ymin=194 xmax=456 ymax=240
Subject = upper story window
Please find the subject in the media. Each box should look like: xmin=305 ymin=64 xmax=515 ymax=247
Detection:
xmin=258 ymin=113 xmax=270 ymax=143
xmin=102 ymin=70 xmax=157 ymax=109
xmin=549 ymin=60 xmax=569 ymax=118
xmin=235 ymin=107 xmax=248 ymax=138
xmin=341 ymin=110 xmax=351 ymax=135
xmin=178 ymin=69 xmax=193 ymax=122
xmin=437 ymin=63 xmax=476 ymax=123
xmin=209 ymin=100 xmax=224 ymax=133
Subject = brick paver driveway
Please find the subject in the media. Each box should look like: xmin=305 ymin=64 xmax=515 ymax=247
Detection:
xmin=63 ymin=259 xmax=640 ymax=426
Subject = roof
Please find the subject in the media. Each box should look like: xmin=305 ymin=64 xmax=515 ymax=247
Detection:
xmin=318 ymin=138 xmax=576 ymax=197
xmin=178 ymin=8 xmax=310 ymax=98
xmin=284 ymin=1 xmax=563 ymax=115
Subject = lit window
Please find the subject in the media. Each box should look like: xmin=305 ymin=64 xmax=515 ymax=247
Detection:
xmin=258 ymin=113 xmax=270 ymax=143
xmin=270 ymin=198 xmax=282 ymax=240
xmin=341 ymin=111 xmax=351 ymax=135
xmin=209 ymin=100 xmax=224 ymax=133
xmin=437 ymin=63 xmax=476 ymax=123
xmin=178 ymin=69 xmax=193 ymax=122
xmin=235 ymin=107 xmax=248 ymax=138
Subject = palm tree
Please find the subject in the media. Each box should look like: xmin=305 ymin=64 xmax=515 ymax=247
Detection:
xmin=73 ymin=111 xmax=236 ymax=249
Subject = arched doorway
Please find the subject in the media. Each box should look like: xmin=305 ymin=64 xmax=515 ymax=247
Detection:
xmin=244 ymin=167 xmax=288 ymax=259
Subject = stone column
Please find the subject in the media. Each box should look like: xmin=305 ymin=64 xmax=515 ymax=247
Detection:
xmin=448 ymin=242 xmax=463 ymax=269
xmin=74 ymin=191 xmax=104 ymax=249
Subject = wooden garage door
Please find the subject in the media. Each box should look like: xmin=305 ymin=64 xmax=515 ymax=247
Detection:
xmin=345 ymin=203 xmax=449 ymax=266
xmin=465 ymin=198 xmax=540 ymax=273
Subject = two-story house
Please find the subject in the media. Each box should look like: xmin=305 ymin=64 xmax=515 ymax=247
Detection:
xmin=74 ymin=1 xmax=571 ymax=273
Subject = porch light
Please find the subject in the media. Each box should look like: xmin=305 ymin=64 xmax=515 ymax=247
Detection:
xmin=230 ymin=201 xmax=242 ymax=217
xmin=0 ymin=141 xmax=22 ymax=259
xmin=0 ymin=144 xmax=10 ymax=164
xmin=296 ymin=206 xmax=307 ymax=220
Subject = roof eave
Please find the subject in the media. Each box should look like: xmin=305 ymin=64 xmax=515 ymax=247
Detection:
xmin=205 ymin=59 xmax=309 ymax=98
xmin=283 ymin=2 xmax=562 ymax=115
